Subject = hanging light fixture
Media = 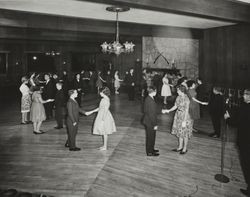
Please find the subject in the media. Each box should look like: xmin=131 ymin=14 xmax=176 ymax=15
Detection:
xmin=100 ymin=6 xmax=135 ymax=56
xmin=45 ymin=50 xmax=60 ymax=56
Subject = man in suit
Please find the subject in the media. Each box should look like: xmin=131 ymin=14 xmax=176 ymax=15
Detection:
xmin=54 ymin=82 xmax=65 ymax=129
xmin=73 ymin=73 xmax=83 ymax=107
xmin=208 ymin=87 xmax=225 ymax=138
xmin=42 ymin=73 xmax=55 ymax=119
xmin=142 ymin=86 xmax=159 ymax=156
xmin=65 ymin=89 xmax=86 ymax=151
xmin=127 ymin=68 xmax=136 ymax=100
xmin=225 ymin=89 xmax=250 ymax=196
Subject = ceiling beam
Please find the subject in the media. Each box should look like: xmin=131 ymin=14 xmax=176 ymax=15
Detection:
xmin=80 ymin=0 xmax=250 ymax=23
xmin=0 ymin=9 xmax=203 ymax=39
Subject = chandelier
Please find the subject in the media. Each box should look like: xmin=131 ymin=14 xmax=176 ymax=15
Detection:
xmin=45 ymin=50 xmax=60 ymax=56
xmin=100 ymin=6 xmax=135 ymax=55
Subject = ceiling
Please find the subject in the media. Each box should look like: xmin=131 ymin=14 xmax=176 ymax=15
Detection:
xmin=0 ymin=0 xmax=238 ymax=29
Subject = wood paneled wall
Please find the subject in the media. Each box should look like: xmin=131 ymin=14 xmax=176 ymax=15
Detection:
xmin=0 ymin=38 xmax=142 ymax=84
xmin=200 ymin=24 xmax=250 ymax=88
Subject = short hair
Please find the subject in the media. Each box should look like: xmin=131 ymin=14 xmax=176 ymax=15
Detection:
xmin=147 ymin=86 xmax=157 ymax=94
xmin=33 ymin=86 xmax=42 ymax=92
xmin=56 ymin=82 xmax=63 ymax=87
xmin=21 ymin=76 xmax=28 ymax=83
xmin=177 ymin=84 xmax=187 ymax=94
xmin=68 ymin=89 xmax=75 ymax=96
xmin=100 ymin=86 xmax=111 ymax=97
xmin=213 ymin=86 xmax=222 ymax=93
xmin=186 ymin=80 xmax=196 ymax=88
xmin=244 ymin=89 xmax=250 ymax=95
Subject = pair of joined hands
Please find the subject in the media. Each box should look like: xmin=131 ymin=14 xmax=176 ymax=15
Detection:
xmin=162 ymin=109 xmax=170 ymax=114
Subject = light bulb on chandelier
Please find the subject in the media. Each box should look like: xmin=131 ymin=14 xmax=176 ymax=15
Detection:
xmin=100 ymin=6 xmax=135 ymax=55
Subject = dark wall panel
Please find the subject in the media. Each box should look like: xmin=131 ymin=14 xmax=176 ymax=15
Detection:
xmin=201 ymin=24 xmax=250 ymax=88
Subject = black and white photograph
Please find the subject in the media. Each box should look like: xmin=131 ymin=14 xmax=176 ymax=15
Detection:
xmin=0 ymin=0 xmax=250 ymax=196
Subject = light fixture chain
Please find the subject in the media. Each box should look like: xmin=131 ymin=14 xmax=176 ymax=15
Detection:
xmin=116 ymin=11 xmax=119 ymax=42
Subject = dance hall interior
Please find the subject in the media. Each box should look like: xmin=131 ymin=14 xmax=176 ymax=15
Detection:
xmin=1 ymin=0 xmax=250 ymax=197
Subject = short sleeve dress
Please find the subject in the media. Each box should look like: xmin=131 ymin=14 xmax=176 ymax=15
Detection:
xmin=114 ymin=74 xmax=121 ymax=88
xmin=30 ymin=91 xmax=46 ymax=122
xmin=171 ymin=94 xmax=193 ymax=138
xmin=93 ymin=97 xmax=116 ymax=135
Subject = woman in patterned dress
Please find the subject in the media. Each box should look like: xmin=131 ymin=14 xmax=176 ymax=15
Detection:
xmin=86 ymin=87 xmax=116 ymax=150
xmin=19 ymin=76 xmax=31 ymax=124
xmin=162 ymin=85 xmax=192 ymax=154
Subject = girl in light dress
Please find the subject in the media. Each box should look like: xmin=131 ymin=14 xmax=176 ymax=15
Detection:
xmin=161 ymin=73 xmax=172 ymax=105
xmin=86 ymin=87 xmax=116 ymax=150
xmin=114 ymin=70 xmax=123 ymax=94
xmin=30 ymin=87 xmax=54 ymax=134
xmin=19 ymin=76 xmax=31 ymax=124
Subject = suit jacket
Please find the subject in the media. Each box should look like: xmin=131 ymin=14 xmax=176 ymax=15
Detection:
xmin=73 ymin=79 xmax=83 ymax=92
xmin=127 ymin=73 xmax=136 ymax=86
xmin=208 ymin=93 xmax=224 ymax=116
xmin=55 ymin=89 xmax=65 ymax=107
xmin=235 ymin=102 xmax=250 ymax=149
xmin=142 ymin=96 xmax=157 ymax=128
xmin=42 ymin=80 xmax=55 ymax=99
xmin=66 ymin=98 xmax=85 ymax=123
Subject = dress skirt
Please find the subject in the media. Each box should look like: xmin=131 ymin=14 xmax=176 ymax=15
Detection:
xmin=21 ymin=94 xmax=31 ymax=113
xmin=30 ymin=102 xmax=46 ymax=122
xmin=30 ymin=92 xmax=46 ymax=122
xmin=93 ymin=98 xmax=116 ymax=135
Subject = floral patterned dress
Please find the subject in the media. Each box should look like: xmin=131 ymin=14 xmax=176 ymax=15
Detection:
xmin=171 ymin=94 xmax=193 ymax=138
xmin=19 ymin=83 xmax=31 ymax=113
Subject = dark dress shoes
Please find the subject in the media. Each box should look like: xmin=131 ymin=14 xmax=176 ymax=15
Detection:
xmin=153 ymin=149 xmax=159 ymax=153
xmin=33 ymin=131 xmax=44 ymax=135
xmin=65 ymin=143 xmax=69 ymax=148
xmin=240 ymin=188 xmax=250 ymax=196
xmin=209 ymin=133 xmax=220 ymax=138
xmin=180 ymin=150 xmax=188 ymax=155
xmin=69 ymin=147 xmax=81 ymax=151
xmin=147 ymin=152 xmax=159 ymax=156
xmin=54 ymin=126 xmax=63 ymax=129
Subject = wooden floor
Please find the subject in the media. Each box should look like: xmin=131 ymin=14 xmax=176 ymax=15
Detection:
xmin=0 ymin=93 xmax=247 ymax=197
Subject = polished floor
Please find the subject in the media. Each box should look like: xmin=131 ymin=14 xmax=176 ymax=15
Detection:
xmin=0 ymin=93 xmax=247 ymax=197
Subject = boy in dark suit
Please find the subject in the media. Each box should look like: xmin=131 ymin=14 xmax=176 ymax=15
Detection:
xmin=54 ymin=82 xmax=65 ymax=129
xmin=142 ymin=86 xmax=159 ymax=156
xmin=43 ymin=73 xmax=55 ymax=119
xmin=65 ymin=89 xmax=86 ymax=151
xmin=127 ymin=68 xmax=136 ymax=100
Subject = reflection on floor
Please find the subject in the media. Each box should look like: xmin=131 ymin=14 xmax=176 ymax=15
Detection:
xmin=0 ymin=93 xmax=246 ymax=197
